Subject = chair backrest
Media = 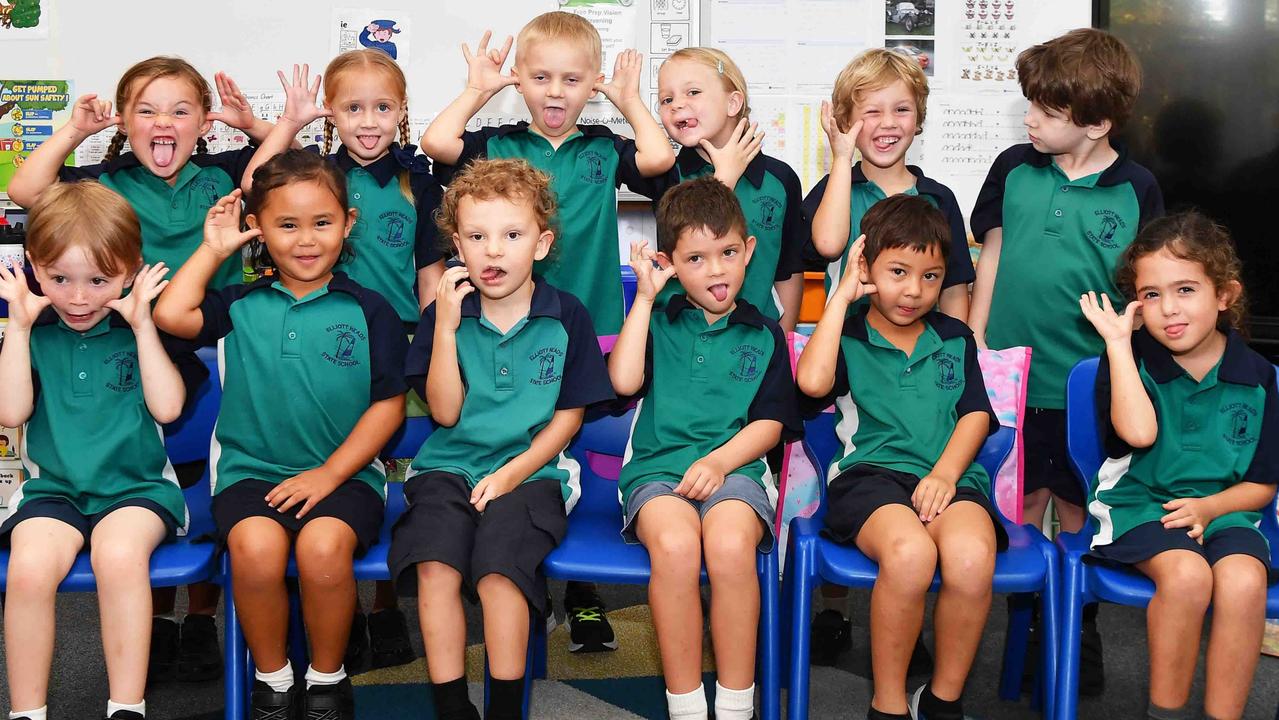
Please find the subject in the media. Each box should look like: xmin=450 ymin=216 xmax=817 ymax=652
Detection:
xmin=383 ymin=415 xmax=435 ymax=458
xmin=164 ymin=346 xmax=221 ymax=466
xmin=570 ymin=409 xmax=636 ymax=515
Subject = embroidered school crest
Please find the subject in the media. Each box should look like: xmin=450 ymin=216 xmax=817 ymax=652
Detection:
xmin=933 ymin=352 xmax=962 ymax=391
xmin=189 ymin=177 xmax=222 ymax=208
xmin=578 ymin=150 xmax=607 ymax=185
xmin=322 ymin=323 xmax=367 ymax=367
xmin=104 ymin=351 xmax=139 ymax=393
xmin=753 ymin=196 xmax=782 ymax=231
xmin=377 ymin=210 xmax=413 ymax=249
xmin=730 ymin=344 xmax=764 ymax=382
xmin=1221 ymin=402 xmax=1259 ymax=446
xmin=1085 ymin=209 xmax=1126 ymax=250
xmin=529 ymin=346 xmax=564 ymax=385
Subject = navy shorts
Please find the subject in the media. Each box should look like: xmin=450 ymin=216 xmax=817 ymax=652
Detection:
xmin=1022 ymin=407 xmax=1086 ymax=506
xmin=1086 ymin=521 xmax=1278 ymax=584
xmin=822 ymin=464 xmax=1009 ymax=551
xmin=211 ymin=478 xmax=385 ymax=556
xmin=621 ymin=474 xmax=776 ymax=552
xmin=0 ymin=495 xmax=179 ymax=547
xmin=388 ymin=472 xmax=566 ymax=616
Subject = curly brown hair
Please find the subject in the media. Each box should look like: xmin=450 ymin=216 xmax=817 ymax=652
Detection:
xmin=434 ymin=159 xmax=558 ymax=253
xmin=1116 ymin=211 xmax=1247 ymax=334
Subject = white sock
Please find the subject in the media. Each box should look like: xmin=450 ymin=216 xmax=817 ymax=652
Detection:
xmin=255 ymin=662 xmax=295 ymax=692
xmin=10 ymin=707 xmax=46 ymax=720
xmin=106 ymin=699 xmax=145 ymax=717
xmin=714 ymin=682 xmax=755 ymax=719
xmin=666 ymin=683 xmax=708 ymax=720
xmin=305 ymin=664 xmax=347 ymax=689
xmin=152 ymin=612 xmax=177 ymax=623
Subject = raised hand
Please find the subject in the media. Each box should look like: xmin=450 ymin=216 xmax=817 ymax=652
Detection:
xmin=821 ymin=100 xmax=861 ymax=161
xmin=202 ymin=190 xmax=262 ymax=259
xmin=68 ymin=93 xmax=120 ymax=136
xmin=628 ymin=240 xmax=676 ymax=301
xmin=208 ymin=72 xmax=259 ymax=130
xmin=463 ymin=31 xmax=518 ymax=95
xmin=0 ymin=261 xmax=50 ymax=330
xmin=1079 ymin=291 xmax=1139 ymax=344
xmin=276 ymin=64 xmax=332 ymax=128
xmin=595 ymin=49 xmax=643 ymax=105
xmin=703 ymin=118 xmax=763 ymax=188
xmin=434 ymin=264 xmax=476 ymax=331
xmin=831 ymin=235 xmax=876 ymax=305
xmin=106 ymin=263 xmax=169 ymax=329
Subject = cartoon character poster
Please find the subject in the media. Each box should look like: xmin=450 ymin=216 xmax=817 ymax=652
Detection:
xmin=0 ymin=80 xmax=74 ymax=194
xmin=0 ymin=0 xmax=47 ymax=40
xmin=331 ymin=9 xmax=410 ymax=64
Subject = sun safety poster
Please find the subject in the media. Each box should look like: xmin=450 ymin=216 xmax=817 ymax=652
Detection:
xmin=0 ymin=80 xmax=74 ymax=194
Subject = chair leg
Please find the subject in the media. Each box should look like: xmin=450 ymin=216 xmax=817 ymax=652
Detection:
xmin=523 ymin=606 xmax=537 ymax=720
xmin=999 ymin=592 xmax=1034 ymax=701
xmin=757 ymin=551 xmax=781 ymax=720
xmin=1055 ymin=555 xmax=1084 ymax=720
xmin=222 ymin=555 xmax=247 ymax=720
xmin=1039 ymin=546 xmax=1061 ymax=720
xmin=784 ymin=535 xmax=817 ymax=720
xmin=286 ymin=580 xmax=309 ymax=677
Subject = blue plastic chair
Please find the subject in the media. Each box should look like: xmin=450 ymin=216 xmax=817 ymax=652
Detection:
xmin=222 ymin=415 xmax=434 ymax=720
xmin=1056 ymin=358 xmax=1279 ymax=720
xmin=521 ymin=408 xmax=784 ymax=720
xmin=782 ymin=415 xmax=1060 ymax=720
xmin=0 ymin=349 xmax=221 ymax=592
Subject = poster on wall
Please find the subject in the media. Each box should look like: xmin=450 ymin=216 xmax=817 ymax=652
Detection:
xmin=0 ymin=0 xmax=47 ymax=40
xmin=331 ymin=8 xmax=411 ymax=63
xmin=0 ymin=80 xmax=74 ymax=194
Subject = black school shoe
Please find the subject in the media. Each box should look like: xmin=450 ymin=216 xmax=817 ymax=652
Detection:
xmin=810 ymin=609 xmax=852 ymax=666
xmin=1079 ymin=615 xmax=1105 ymax=696
xmin=252 ymin=680 xmax=302 ymax=720
xmin=106 ymin=712 xmax=146 ymax=720
xmin=564 ymin=583 xmax=617 ymax=653
xmin=178 ymin=614 xmax=224 ymax=681
xmin=305 ymin=677 xmax=356 ymax=720
xmin=344 ymin=612 xmax=371 ymax=676
xmin=148 ymin=616 xmax=180 ymax=684
xmin=368 ymin=607 xmax=416 ymax=669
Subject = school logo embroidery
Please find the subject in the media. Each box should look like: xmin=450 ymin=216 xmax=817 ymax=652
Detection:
xmin=377 ymin=210 xmax=413 ymax=249
xmin=729 ymin=344 xmax=764 ymax=382
xmin=1085 ymin=210 xmax=1127 ymax=249
xmin=104 ymin=351 xmax=139 ymax=393
xmin=1221 ymin=402 xmax=1259 ymax=446
xmin=753 ymin=196 xmax=782 ymax=231
xmin=578 ymin=150 xmax=608 ymax=185
xmin=933 ymin=352 xmax=962 ymax=391
xmin=322 ymin=323 xmax=367 ymax=367
xmin=189 ymin=177 xmax=222 ymax=208
xmin=529 ymin=347 xmax=564 ymax=385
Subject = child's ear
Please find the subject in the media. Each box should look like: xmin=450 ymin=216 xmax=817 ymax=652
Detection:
xmin=512 ymin=65 xmax=524 ymax=94
xmin=1085 ymin=117 xmax=1113 ymax=141
xmin=122 ymin=265 xmax=139 ymax=290
xmin=534 ymin=228 xmax=554 ymax=261
xmin=727 ymin=91 xmax=744 ymax=118
xmin=655 ymin=251 xmax=673 ymax=270
xmin=199 ymin=117 xmax=213 ymax=137
xmin=245 ymin=214 xmax=260 ymax=230
xmin=742 ymin=235 xmax=757 ymax=264
xmin=1218 ymin=279 xmax=1243 ymax=312
xmin=344 ymin=208 xmax=358 ymax=238
xmin=858 ymin=252 xmax=871 ymax=283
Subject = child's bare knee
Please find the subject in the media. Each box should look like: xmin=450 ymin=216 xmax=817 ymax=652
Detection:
xmin=703 ymin=527 xmax=758 ymax=577
xmin=5 ymin=553 xmax=65 ymax=597
xmin=1158 ymin=555 xmax=1214 ymax=609
xmin=879 ymin=534 xmax=937 ymax=590
xmin=416 ymin=561 xmax=462 ymax=597
xmin=1212 ymin=558 xmax=1268 ymax=608
xmin=647 ymin=525 xmax=702 ymax=574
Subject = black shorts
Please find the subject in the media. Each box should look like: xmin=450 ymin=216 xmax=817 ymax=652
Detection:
xmin=388 ymin=471 xmax=566 ymax=616
xmin=1086 ymin=521 xmax=1279 ymax=585
xmin=1022 ymin=407 xmax=1086 ymax=506
xmin=0 ymin=495 xmax=179 ymax=547
xmin=211 ymin=478 xmax=385 ymax=556
xmin=822 ymin=464 xmax=1009 ymax=552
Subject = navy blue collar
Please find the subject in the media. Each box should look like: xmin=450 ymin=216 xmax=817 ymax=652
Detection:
xmin=850 ymin=162 xmax=949 ymax=201
xmin=676 ymin=146 xmax=765 ymax=189
xmin=34 ymin=305 xmax=131 ymax=333
xmin=459 ymin=277 xmax=563 ymax=320
xmin=493 ymin=121 xmax=616 ymax=141
xmin=662 ymin=293 xmax=766 ymax=328
xmin=332 ymin=143 xmax=422 ymax=187
xmin=1135 ymin=326 xmax=1264 ymax=386
xmin=243 ymin=270 xmax=365 ymax=300
xmin=1021 ymin=141 xmax=1141 ymax=188
xmin=841 ymin=306 xmax=968 ymax=342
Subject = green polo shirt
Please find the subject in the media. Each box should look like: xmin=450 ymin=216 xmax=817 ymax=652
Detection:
xmin=972 ymin=143 xmax=1164 ymax=409
xmin=406 ymin=279 xmax=614 ymax=511
xmin=617 ymin=295 xmax=801 ymax=505
xmin=629 ymin=149 xmax=807 ymax=319
xmin=195 ymin=273 xmax=409 ymax=497
xmin=809 ymin=308 xmax=997 ymax=495
xmin=801 ymin=163 xmax=975 ymax=294
xmin=1 ymin=309 xmax=207 ymax=533
xmin=1090 ymin=328 xmax=1279 ymax=549
xmin=446 ymin=122 xmax=652 ymax=336
xmin=329 ymin=143 xmax=444 ymax=324
xmin=61 ymin=149 xmax=254 ymax=289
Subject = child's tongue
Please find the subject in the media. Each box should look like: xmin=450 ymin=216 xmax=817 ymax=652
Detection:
xmin=542 ymin=107 xmax=566 ymax=130
xmin=152 ymin=141 xmax=175 ymax=168
xmin=710 ymin=284 xmax=728 ymax=302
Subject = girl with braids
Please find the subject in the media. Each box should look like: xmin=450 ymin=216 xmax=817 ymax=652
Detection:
xmin=8 ymin=57 xmax=276 ymax=290
xmin=245 ymin=51 xmax=446 ymax=325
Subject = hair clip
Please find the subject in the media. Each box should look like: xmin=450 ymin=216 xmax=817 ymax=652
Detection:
xmin=716 ymin=59 xmax=724 ymax=74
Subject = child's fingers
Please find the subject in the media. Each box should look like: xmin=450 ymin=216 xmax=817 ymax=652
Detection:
xmin=295 ymin=496 xmax=318 ymax=519
xmin=497 ymin=34 xmax=514 ymax=62
xmin=849 ymin=119 xmax=864 ymax=138
xmin=477 ymin=29 xmax=493 ymax=53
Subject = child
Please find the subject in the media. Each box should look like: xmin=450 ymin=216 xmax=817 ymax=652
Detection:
xmin=246 ymin=52 xmax=446 ymax=325
xmin=154 ymin=150 xmax=409 ymax=720
xmin=610 ymin=176 xmax=800 ymax=720
xmin=0 ymin=181 xmax=205 ymax=720
xmin=421 ymin=13 xmax=675 ymax=337
xmin=806 ymin=48 xmax=973 ymax=320
xmin=796 ymin=195 xmax=1005 ymax=720
xmin=634 ymin=47 xmax=806 ymax=331
xmin=1080 ymin=211 xmax=1276 ymax=720
xmin=9 ymin=57 xmax=274 ymax=291
xmin=422 ymin=12 xmax=674 ymax=649
xmin=968 ymin=28 xmax=1164 ymax=690
xmin=387 ymin=158 xmax=614 ymax=720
